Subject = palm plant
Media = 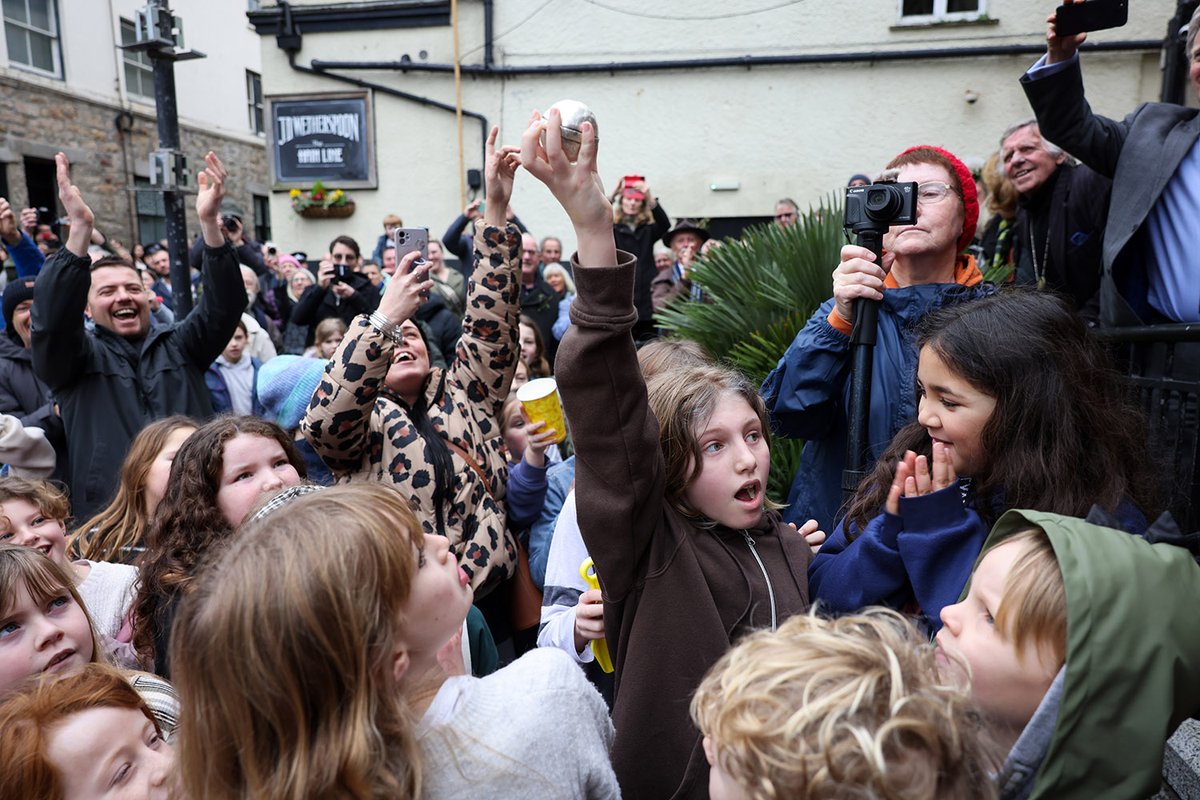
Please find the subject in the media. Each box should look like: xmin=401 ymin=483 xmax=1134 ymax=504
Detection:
xmin=655 ymin=199 xmax=845 ymax=503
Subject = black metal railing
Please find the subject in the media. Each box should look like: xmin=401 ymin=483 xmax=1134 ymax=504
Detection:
xmin=1096 ymin=324 xmax=1200 ymax=531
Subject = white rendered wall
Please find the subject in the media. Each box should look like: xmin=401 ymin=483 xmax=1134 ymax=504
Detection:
xmin=256 ymin=0 xmax=1176 ymax=258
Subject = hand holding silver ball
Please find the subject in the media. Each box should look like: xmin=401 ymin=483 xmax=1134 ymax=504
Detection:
xmin=541 ymin=100 xmax=598 ymax=162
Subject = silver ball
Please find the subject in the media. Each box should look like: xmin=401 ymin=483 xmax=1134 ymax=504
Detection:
xmin=542 ymin=99 xmax=598 ymax=162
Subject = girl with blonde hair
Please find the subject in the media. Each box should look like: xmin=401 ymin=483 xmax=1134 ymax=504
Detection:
xmin=73 ymin=416 xmax=196 ymax=564
xmin=693 ymin=608 xmax=997 ymax=800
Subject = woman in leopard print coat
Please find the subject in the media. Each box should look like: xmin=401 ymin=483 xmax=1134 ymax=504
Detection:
xmin=301 ymin=129 xmax=522 ymax=596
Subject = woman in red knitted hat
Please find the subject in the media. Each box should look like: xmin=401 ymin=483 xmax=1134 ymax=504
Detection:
xmin=762 ymin=145 xmax=993 ymax=534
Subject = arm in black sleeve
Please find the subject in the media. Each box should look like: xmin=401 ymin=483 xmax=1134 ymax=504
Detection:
xmin=30 ymin=249 xmax=93 ymax=392
xmin=442 ymin=214 xmax=473 ymax=261
xmin=176 ymin=243 xmax=247 ymax=367
xmin=290 ymin=284 xmax=327 ymax=326
xmin=650 ymin=200 xmax=670 ymax=238
xmin=234 ymin=238 xmax=265 ymax=275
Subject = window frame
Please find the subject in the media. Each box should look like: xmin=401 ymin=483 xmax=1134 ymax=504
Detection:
xmin=118 ymin=17 xmax=155 ymax=103
xmin=3 ymin=0 xmax=63 ymax=78
xmin=896 ymin=0 xmax=986 ymax=25
xmin=252 ymin=194 xmax=271 ymax=244
xmin=246 ymin=69 xmax=264 ymax=135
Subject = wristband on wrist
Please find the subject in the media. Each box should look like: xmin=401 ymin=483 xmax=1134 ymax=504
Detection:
xmin=367 ymin=311 xmax=404 ymax=345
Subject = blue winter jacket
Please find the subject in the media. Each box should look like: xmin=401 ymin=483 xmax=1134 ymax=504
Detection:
xmin=810 ymin=483 xmax=1147 ymax=633
xmin=205 ymin=357 xmax=265 ymax=418
xmin=761 ymin=276 xmax=993 ymax=531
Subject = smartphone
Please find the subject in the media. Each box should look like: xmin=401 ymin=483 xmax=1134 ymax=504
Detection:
xmin=1054 ymin=0 xmax=1128 ymax=37
xmin=392 ymin=227 xmax=430 ymax=270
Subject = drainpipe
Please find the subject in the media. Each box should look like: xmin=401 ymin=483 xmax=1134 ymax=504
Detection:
xmin=483 ymin=0 xmax=494 ymax=69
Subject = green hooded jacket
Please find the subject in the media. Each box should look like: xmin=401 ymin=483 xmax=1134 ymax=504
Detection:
xmin=978 ymin=510 xmax=1200 ymax=800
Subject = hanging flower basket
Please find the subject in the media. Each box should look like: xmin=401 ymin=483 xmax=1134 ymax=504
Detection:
xmin=290 ymin=181 xmax=354 ymax=218
xmin=298 ymin=202 xmax=356 ymax=219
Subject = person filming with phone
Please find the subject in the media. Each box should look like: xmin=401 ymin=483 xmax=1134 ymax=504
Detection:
xmin=1021 ymin=1 xmax=1200 ymax=327
xmin=290 ymin=235 xmax=381 ymax=331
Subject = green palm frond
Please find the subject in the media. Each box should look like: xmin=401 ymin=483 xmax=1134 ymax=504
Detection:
xmin=655 ymin=198 xmax=844 ymax=502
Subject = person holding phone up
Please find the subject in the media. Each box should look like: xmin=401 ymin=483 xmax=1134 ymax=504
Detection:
xmin=1021 ymin=1 xmax=1200 ymax=327
xmin=290 ymin=235 xmax=381 ymax=333
xmin=301 ymin=126 xmax=522 ymax=599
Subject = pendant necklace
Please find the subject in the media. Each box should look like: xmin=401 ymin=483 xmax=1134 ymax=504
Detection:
xmin=1028 ymin=224 xmax=1049 ymax=291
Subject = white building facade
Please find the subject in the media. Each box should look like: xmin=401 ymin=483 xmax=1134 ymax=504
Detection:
xmin=249 ymin=0 xmax=1179 ymax=257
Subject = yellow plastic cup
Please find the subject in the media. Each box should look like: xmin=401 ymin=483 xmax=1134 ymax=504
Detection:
xmin=516 ymin=377 xmax=566 ymax=444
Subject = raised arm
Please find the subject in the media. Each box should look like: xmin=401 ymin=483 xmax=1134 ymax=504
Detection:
xmin=446 ymin=127 xmax=523 ymax=420
xmin=176 ymin=153 xmax=248 ymax=366
xmin=441 ymin=200 xmax=478 ymax=264
xmin=0 ymin=199 xmax=44 ymax=277
xmin=524 ymin=109 xmax=657 ymax=602
xmin=1019 ymin=1 xmax=1129 ymax=177
xmin=30 ymin=154 xmax=96 ymax=390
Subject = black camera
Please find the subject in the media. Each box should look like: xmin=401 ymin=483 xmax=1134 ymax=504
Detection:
xmin=331 ymin=263 xmax=350 ymax=283
xmin=223 ymin=215 xmax=241 ymax=232
xmin=843 ymin=181 xmax=918 ymax=236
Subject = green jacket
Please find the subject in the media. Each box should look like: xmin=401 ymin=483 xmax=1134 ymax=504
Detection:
xmin=979 ymin=510 xmax=1200 ymax=800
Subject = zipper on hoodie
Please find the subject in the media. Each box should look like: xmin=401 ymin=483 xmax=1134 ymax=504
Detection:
xmin=741 ymin=531 xmax=778 ymax=631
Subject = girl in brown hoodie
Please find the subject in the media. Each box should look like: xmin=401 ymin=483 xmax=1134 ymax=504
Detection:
xmin=520 ymin=109 xmax=817 ymax=799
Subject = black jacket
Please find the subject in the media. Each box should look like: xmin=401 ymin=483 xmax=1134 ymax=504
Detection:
xmin=1011 ymin=162 xmax=1110 ymax=318
xmin=521 ymin=278 xmax=561 ymax=367
xmin=0 ymin=333 xmax=67 ymax=480
xmin=613 ymin=201 xmax=670 ymax=324
xmin=31 ymin=244 xmax=245 ymax=519
xmin=414 ymin=292 xmax=462 ymax=368
xmin=290 ymin=272 xmax=380 ymax=329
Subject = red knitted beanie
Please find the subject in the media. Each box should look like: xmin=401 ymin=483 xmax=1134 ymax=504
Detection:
xmin=892 ymin=144 xmax=979 ymax=254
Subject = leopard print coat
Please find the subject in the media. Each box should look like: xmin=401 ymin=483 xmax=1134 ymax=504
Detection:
xmin=302 ymin=221 xmax=521 ymax=595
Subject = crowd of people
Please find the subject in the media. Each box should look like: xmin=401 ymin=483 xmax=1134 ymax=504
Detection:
xmin=0 ymin=3 xmax=1198 ymax=798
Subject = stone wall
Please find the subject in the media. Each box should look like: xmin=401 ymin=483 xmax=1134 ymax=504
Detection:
xmin=0 ymin=75 xmax=269 ymax=249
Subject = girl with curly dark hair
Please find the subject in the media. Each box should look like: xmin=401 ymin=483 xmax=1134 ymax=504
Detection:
xmin=131 ymin=415 xmax=305 ymax=676
xmin=809 ymin=289 xmax=1159 ymax=633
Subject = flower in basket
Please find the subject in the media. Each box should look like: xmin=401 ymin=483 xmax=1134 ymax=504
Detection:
xmin=291 ymin=180 xmax=353 ymax=213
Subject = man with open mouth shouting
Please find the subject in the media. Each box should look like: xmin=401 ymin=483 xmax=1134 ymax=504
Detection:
xmin=31 ymin=151 xmax=245 ymax=521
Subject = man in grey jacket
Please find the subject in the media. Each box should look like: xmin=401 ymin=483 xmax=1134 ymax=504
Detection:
xmin=32 ymin=151 xmax=244 ymax=519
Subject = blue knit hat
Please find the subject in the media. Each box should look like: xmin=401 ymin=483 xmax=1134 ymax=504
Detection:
xmin=256 ymin=355 xmax=327 ymax=432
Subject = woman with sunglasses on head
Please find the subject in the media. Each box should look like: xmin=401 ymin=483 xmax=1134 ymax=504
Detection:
xmin=763 ymin=146 xmax=994 ymax=534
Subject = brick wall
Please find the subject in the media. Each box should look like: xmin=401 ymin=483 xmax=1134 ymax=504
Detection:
xmin=0 ymin=76 xmax=268 ymax=250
